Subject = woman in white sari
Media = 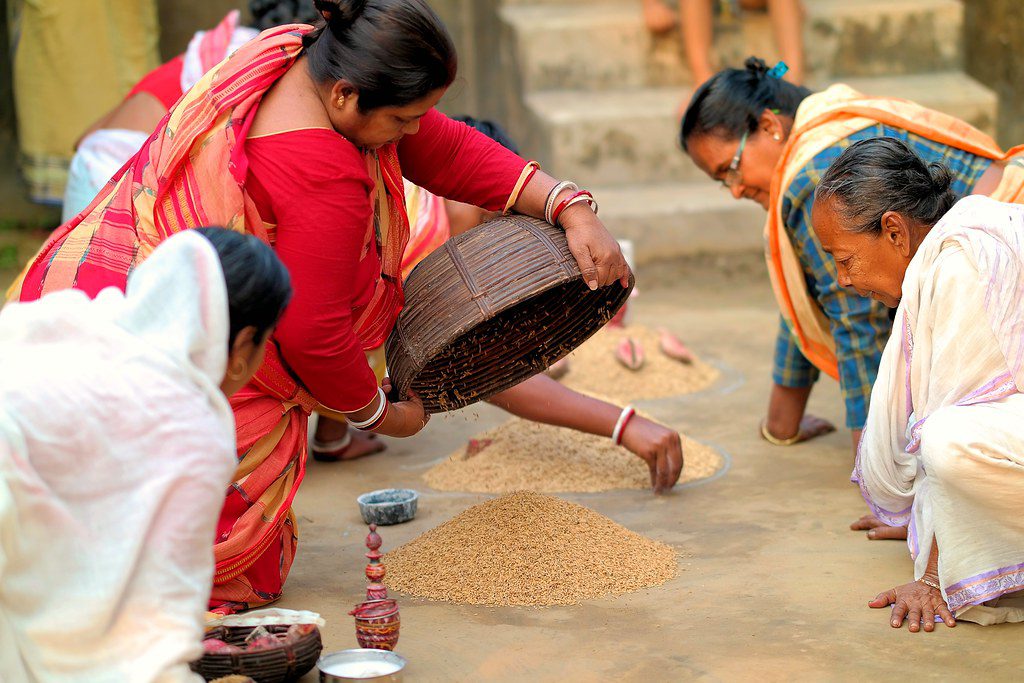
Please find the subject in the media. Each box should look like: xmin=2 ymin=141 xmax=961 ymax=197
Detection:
xmin=813 ymin=137 xmax=1024 ymax=631
xmin=0 ymin=229 xmax=291 ymax=681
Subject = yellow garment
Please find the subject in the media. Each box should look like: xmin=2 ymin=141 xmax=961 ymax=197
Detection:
xmin=766 ymin=84 xmax=1024 ymax=380
xmin=8 ymin=0 xmax=159 ymax=203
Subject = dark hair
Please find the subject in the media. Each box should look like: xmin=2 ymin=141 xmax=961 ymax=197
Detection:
xmin=680 ymin=57 xmax=812 ymax=152
xmin=301 ymin=0 xmax=457 ymax=112
xmin=452 ymin=115 xmax=520 ymax=155
xmin=194 ymin=227 xmax=293 ymax=348
xmin=249 ymin=0 xmax=321 ymax=30
xmin=815 ymin=137 xmax=958 ymax=235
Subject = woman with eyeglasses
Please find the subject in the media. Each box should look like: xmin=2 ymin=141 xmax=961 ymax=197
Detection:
xmin=678 ymin=57 xmax=1024 ymax=539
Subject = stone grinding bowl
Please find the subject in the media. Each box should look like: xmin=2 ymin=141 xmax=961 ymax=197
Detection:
xmin=357 ymin=489 xmax=419 ymax=526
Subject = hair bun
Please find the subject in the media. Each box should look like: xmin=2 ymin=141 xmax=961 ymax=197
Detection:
xmin=313 ymin=0 xmax=367 ymax=31
xmin=927 ymin=162 xmax=954 ymax=194
xmin=744 ymin=56 xmax=769 ymax=78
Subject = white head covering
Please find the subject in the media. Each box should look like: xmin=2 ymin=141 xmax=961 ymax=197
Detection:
xmin=0 ymin=230 xmax=238 ymax=682
xmin=114 ymin=229 xmax=231 ymax=407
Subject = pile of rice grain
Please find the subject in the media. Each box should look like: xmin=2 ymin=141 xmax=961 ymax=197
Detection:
xmin=424 ymin=418 xmax=723 ymax=493
xmin=562 ymin=324 xmax=718 ymax=402
xmin=384 ymin=492 xmax=676 ymax=606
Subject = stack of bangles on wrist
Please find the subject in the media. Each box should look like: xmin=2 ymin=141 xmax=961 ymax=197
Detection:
xmin=544 ymin=181 xmax=598 ymax=226
xmin=612 ymin=406 xmax=636 ymax=446
xmin=347 ymin=387 xmax=389 ymax=431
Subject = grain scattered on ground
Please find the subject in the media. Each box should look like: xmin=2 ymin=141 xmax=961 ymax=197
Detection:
xmin=384 ymin=492 xmax=677 ymax=606
xmin=563 ymin=324 xmax=718 ymax=402
xmin=424 ymin=419 xmax=723 ymax=493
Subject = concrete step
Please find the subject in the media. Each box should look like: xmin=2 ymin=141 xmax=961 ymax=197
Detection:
xmin=500 ymin=0 xmax=964 ymax=93
xmin=523 ymin=87 xmax=699 ymax=187
xmin=596 ymin=180 xmax=766 ymax=264
xmin=524 ymin=72 xmax=999 ymax=186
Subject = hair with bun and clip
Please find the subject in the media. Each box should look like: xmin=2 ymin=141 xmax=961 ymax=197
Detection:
xmin=815 ymin=137 xmax=958 ymax=236
xmin=680 ymin=56 xmax=812 ymax=152
xmin=302 ymin=0 xmax=457 ymax=112
xmin=193 ymin=227 xmax=293 ymax=349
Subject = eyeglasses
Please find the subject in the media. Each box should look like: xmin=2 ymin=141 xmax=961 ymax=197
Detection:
xmin=722 ymin=129 xmax=749 ymax=189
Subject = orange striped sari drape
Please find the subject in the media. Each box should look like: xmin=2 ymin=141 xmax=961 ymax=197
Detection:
xmin=9 ymin=25 xmax=412 ymax=612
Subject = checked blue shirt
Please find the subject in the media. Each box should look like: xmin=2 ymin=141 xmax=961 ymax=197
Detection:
xmin=772 ymin=123 xmax=991 ymax=429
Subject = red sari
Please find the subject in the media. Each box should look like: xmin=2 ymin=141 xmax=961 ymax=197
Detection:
xmin=11 ymin=25 xmax=529 ymax=612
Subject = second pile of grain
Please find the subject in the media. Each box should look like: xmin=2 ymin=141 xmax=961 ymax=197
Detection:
xmin=384 ymin=491 xmax=677 ymax=606
xmin=562 ymin=324 xmax=718 ymax=402
xmin=424 ymin=419 xmax=723 ymax=493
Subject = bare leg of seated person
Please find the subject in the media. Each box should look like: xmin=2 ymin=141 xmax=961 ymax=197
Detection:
xmin=739 ymin=0 xmax=806 ymax=84
xmin=642 ymin=0 xmax=677 ymax=34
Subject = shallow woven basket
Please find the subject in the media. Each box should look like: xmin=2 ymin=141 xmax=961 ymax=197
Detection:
xmin=385 ymin=214 xmax=633 ymax=413
xmin=190 ymin=624 xmax=322 ymax=682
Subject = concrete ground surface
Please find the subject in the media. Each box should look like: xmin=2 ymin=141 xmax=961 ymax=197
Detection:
xmin=279 ymin=259 xmax=1023 ymax=682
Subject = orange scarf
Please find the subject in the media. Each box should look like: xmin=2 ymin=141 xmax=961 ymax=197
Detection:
xmin=12 ymin=24 xmax=409 ymax=352
xmin=766 ymin=84 xmax=1024 ymax=379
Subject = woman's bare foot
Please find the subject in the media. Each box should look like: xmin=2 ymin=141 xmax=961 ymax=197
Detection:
xmin=851 ymin=514 xmax=909 ymax=540
xmin=312 ymin=419 xmax=387 ymax=463
xmin=643 ymin=0 xmax=677 ymax=34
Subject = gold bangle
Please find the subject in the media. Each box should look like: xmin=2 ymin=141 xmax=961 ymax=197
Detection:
xmin=503 ymin=160 xmax=540 ymax=214
xmin=919 ymin=575 xmax=941 ymax=591
xmin=760 ymin=420 xmax=801 ymax=446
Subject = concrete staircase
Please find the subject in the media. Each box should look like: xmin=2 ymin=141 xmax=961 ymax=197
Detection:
xmin=473 ymin=0 xmax=997 ymax=264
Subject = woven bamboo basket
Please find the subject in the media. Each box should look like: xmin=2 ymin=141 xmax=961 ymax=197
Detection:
xmin=385 ymin=214 xmax=633 ymax=413
xmin=191 ymin=624 xmax=322 ymax=682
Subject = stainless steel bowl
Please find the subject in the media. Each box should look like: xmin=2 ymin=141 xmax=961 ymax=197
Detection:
xmin=318 ymin=649 xmax=407 ymax=682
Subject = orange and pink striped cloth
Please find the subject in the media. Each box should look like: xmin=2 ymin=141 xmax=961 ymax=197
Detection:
xmin=9 ymin=24 xmax=412 ymax=612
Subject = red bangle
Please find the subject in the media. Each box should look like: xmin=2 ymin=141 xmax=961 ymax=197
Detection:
xmin=612 ymin=406 xmax=636 ymax=446
xmin=522 ymin=164 xmax=539 ymax=192
xmin=551 ymin=190 xmax=595 ymax=226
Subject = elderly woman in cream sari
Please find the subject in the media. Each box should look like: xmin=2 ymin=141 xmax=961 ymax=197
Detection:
xmin=813 ymin=137 xmax=1024 ymax=632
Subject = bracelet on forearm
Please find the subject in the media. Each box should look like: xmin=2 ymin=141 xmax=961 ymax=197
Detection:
xmin=348 ymin=387 xmax=389 ymax=430
xmin=551 ymin=190 xmax=597 ymax=226
xmin=918 ymin=575 xmax=941 ymax=591
xmin=544 ymin=180 xmax=578 ymax=224
xmin=504 ymin=161 xmax=540 ymax=214
xmin=612 ymin=406 xmax=636 ymax=446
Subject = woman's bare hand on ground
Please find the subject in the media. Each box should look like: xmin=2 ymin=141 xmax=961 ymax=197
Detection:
xmin=559 ymin=209 xmax=631 ymax=290
xmin=851 ymin=514 xmax=909 ymax=540
xmin=869 ymin=581 xmax=956 ymax=632
xmin=620 ymin=416 xmax=684 ymax=494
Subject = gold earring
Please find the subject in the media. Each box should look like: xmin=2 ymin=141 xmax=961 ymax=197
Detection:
xmin=773 ymin=133 xmax=781 ymax=141
xmin=336 ymin=96 xmax=345 ymax=108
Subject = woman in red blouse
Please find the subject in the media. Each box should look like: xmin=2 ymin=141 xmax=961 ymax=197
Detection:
xmin=15 ymin=0 xmax=629 ymax=613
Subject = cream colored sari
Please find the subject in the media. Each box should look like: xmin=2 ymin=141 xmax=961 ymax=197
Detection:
xmin=854 ymin=195 xmax=1024 ymax=625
